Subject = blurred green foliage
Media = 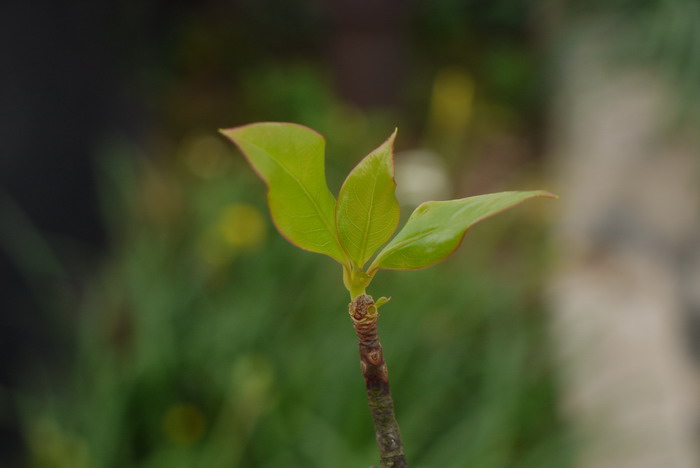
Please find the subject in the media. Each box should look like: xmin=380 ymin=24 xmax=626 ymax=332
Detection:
xmin=9 ymin=1 xmax=585 ymax=466
xmin=17 ymin=129 xmax=570 ymax=466
xmin=8 ymin=0 xmax=700 ymax=464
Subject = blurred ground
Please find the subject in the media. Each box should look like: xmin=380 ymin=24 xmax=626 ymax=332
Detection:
xmin=548 ymin=14 xmax=700 ymax=468
xmin=1 ymin=0 xmax=699 ymax=467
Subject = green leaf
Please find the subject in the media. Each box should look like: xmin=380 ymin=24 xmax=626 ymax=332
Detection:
xmin=219 ymin=122 xmax=346 ymax=264
xmin=336 ymin=130 xmax=400 ymax=267
xmin=369 ymin=190 xmax=556 ymax=272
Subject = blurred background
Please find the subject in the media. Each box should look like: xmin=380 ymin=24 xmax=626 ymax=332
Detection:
xmin=1 ymin=0 xmax=699 ymax=467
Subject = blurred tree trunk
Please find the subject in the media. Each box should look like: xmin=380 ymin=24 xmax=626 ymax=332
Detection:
xmin=547 ymin=24 xmax=700 ymax=468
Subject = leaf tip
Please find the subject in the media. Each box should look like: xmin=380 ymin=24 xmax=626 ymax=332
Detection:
xmin=218 ymin=126 xmax=244 ymax=142
xmin=382 ymin=128 xmax=399 ymax=172
xmin=537 ymin=190 xmax=559 ymax=200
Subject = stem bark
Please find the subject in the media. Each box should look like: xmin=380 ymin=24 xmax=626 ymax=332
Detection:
xmin=349 ymin=294 xmax=407 ymax=468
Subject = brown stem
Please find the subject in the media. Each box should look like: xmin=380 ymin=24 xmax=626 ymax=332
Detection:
xmin=349 ymin=294 xmax=407 ymax=468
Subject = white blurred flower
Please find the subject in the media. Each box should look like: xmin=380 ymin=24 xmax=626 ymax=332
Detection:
xmin=394 ymin=149 xmax=452 ymax=206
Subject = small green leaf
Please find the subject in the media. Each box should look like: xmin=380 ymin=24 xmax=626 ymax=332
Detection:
xmin=220 ymin=122 xmax=346 ymax=264
xmin=375 ymin=297 xmax=391 ymax=309
xmin=336 ymin=130 xmax=400 ymax=267
xmin=369 ymin=190 xmax=556 ymax=272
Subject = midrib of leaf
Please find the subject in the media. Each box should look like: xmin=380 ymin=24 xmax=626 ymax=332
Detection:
xmin=370 ymin=226 xmax=438 ymax=270
xmin=244 ymin=139 xmax=338 ymax=243
xmin=358 ymin=170 xmax=379 ymax=264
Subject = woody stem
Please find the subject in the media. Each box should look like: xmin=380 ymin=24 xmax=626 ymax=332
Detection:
xmin=349 ymin=294 xmax=407 ymax=468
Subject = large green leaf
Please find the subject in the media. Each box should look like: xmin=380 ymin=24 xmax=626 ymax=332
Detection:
xmin=368 ymin=190 xmax=556 ymax=272
xmin=336 ymin=130 xmax=400 ymax=267
xmin=220 ymin=122 xmax=346 ymax=263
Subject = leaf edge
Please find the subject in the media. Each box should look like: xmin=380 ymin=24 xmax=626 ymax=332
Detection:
xmin=367 ymin=190 xmax=558 ymax=273
xmin=335 ymin=128 xmax=400 ymax=268
xmin=218 ymin=122 xmax=349 ymax=265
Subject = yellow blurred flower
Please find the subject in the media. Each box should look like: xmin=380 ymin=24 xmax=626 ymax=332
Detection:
xmin=163 ymin=403 xmax=206 ymax=445
xmin=180 ymin=133 xmax=232 ymax=179
xmin=230 ymin=355 xmax=275 ymax=424
xmin=28 ymin=418 xmax=91 ymax=468
xmin=217 ymin=203 xmax=267 ymax=250
xmin=429 ymin=67 xmax=475 ymax=136
xmin=198 ymin=203 xmax=267 ymax=268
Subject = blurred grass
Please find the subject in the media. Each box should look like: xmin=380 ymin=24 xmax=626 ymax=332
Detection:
xmin=9 ymin=0 xmax=700 ymax=464
xmin=16 ymin=132 xmax=571 ymax=467
xmin=11 ymin=10 xmax=572 ymax=461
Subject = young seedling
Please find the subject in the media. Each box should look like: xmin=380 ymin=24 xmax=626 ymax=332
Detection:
xmin=220 ymin=122 xmax=556 ymax=468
